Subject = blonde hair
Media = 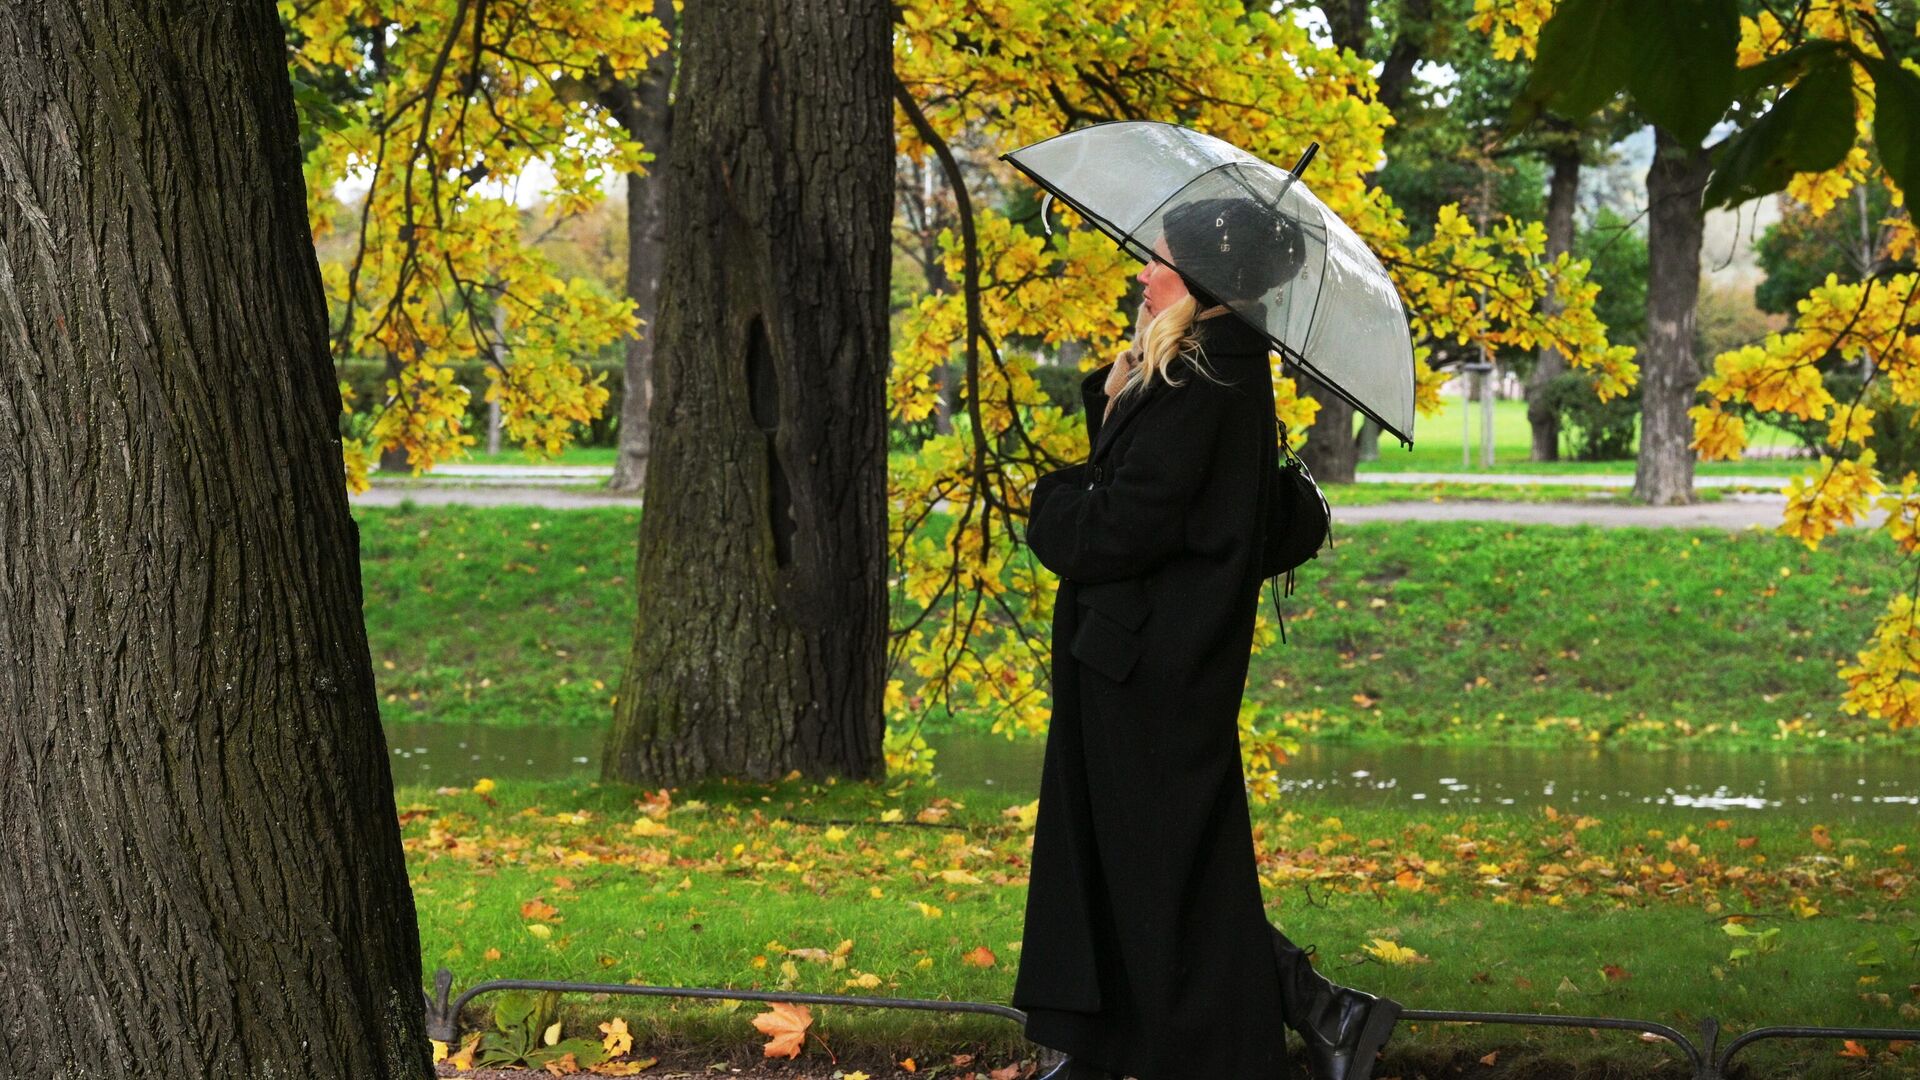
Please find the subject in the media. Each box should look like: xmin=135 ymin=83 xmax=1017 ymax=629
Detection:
xmin=1111 ymin=294 xmax=1224 ymax=406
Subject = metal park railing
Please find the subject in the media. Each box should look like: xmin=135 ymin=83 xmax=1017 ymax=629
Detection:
xmin=423 ymin=967 xmax=1920 ymax=1080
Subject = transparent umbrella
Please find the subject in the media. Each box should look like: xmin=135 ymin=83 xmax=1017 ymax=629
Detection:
xmin=1001 ymin=120 xmax=1416 ymax=446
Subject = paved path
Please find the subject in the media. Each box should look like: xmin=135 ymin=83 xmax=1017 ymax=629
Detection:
xmin=1333 ymin=494 xmax=1877 ymax=531
xmin=384 ymin=464 xmax=1801 ymax=489
xmin=1352 ymin=469 xmax=1796 ymax=489
xmin=351 ymin=485 xmax=644 ymax=509
xmin=351 ymin=483 xmax=1875 ymax=531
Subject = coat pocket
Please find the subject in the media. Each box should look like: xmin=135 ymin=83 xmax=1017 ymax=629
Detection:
xmin=1076 ymin=576 xmax=1151 ymax=630
xmin=1071 ymin=609 xmax=1145 ymax=683
xmin=1070 ymin=576 xmax=1152 ymax=682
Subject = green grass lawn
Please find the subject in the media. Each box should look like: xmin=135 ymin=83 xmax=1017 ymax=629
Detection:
xmin=446 ymin=445 xmax=622 ymax=467
xmin=1362 ymin=396 xmax=1814 ymax=477
xmin=408 ymin=777 xmax=1920 ymax=1078
xmin=358 ymin=505 xmax=1916 ymax=752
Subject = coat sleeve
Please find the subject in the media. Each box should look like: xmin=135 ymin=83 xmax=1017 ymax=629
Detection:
xmin=1079 ymin=361 xmax=1115 ymax=446
xmin=1024 ymin=376 xmax=1235 ymax=584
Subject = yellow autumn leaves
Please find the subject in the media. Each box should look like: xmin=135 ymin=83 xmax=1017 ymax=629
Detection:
xmin=284 ymin=1 xmax=664 ymax=488
xmin=886 ymin=0 xmax=1638 ymax=777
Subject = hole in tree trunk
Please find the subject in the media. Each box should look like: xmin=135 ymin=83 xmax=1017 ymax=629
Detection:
xmin=745 ymin=317 xmax=794 ymax=567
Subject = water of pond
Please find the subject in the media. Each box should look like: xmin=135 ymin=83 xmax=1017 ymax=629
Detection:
xmin=385 ymin=722 xmax=1919 ymax=821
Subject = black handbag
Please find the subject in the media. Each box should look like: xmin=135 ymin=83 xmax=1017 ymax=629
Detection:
xmin=1257 ymin=425 xmax=1331 ymax=643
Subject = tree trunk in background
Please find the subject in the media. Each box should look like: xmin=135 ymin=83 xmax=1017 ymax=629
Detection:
xmin=1297 ymin=378 xmax=1358 ymax=483
xmin=1356 ymin=418 xmax=1382 ymax=461
xmin=1633 ymin=126 xmax=1713 ymax=505
xmin=0 ymin=2 xmax=429 ymax=1076
xmin=1527 ymin=139 xmax=1581 ymax=462
xmin=1313 ymin=0 xmax=1425 ymax=477
xmin=608 ymin=0 xmax=678 ymax=494
xmin=603 ymin=0 xmax=893 ymax=785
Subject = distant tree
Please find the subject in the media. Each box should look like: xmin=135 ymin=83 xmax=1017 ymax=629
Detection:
xmin=1485 ymin=0 xmax=1920 ymax=723
xmin=1755 ymin=184 xmax=1907 ymax=316
xmin=285 ymin=1 xmax=666 ymax=484
xmin=1 ymin=1 xmax=429 ymax=1074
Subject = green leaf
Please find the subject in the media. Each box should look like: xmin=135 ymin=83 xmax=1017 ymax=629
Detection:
xmin=491 ymin=990 xmax=538 ymax=1033
xmin=1731 ymin=40 xmax=1845 ymax=101
xmin=1702 ymin=53 xmax=1854 ymax=210
xmin=1850 ymin=939 xmax=1885 ymax=967
xmin=1510 ymin=0 xmax=1737 ymax=145
xmin=532 ymin=1038 xmax=611 ymax=1067
xmin=1864 ymin=56 xmax=1920 ymax=205
xmin=1508 ymin=0 xmax=1638 ymax=135
xmin=289 ymin=72 xmax=349 ymax=134
xmin=1622 ymin=0 xmax=1739 ymax=146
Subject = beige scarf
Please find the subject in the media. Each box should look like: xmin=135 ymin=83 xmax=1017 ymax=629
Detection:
xmin=1102 ymin=304 xmax=1231 ymax=421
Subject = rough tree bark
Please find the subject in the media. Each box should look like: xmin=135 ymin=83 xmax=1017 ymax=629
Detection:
xmin=1311 ymin=0 xmax=1429 ymax=476
xmin=1526 ymin=137 xmax=1582 ymax=461
xmin=1633 ymin=126 xmax=1714 ymax=505
xmin=603 ymin=0 xmax=894 ymax=785
xmin=1296 ymin=382 xmax=1359 ymax=483
xmin=606 ymin=0 xmax=677 ymax=494
xmin=0 ymin=2 xmax=429 ymax=1078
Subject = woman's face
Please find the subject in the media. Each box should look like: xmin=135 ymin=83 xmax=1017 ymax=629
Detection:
xmin=1137 ymin=237 xmax=1190 ymax=320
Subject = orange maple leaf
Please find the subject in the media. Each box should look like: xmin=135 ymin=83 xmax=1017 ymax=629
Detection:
xmin=752 ymin=1001 xmax=812 ymax=1058
xmin=962 ymin=945 xmax=997 ymax=967
xmin=520 ymin=897 xmax=559 ymax=921
xmin=1838 ymin=1040 xmax=1870 ymax=1058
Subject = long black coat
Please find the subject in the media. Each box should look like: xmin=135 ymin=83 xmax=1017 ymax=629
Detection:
xmin=1011 ymin=312 xmax=1289 ymax=1080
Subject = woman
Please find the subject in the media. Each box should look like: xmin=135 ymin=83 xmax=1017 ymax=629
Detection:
xmin=1012 ymin=198 xmax=1401 ymax=1080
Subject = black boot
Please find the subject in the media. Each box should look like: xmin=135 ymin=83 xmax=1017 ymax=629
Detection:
xmin=1270 ymin=925 xmax=1402 ymax=1080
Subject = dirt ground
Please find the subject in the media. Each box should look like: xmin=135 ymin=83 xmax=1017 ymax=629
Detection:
xmin=433 ymin=1041 xmax=1054 ymax=1079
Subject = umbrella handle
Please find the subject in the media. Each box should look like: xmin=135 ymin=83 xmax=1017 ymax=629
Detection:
xmin=1289 ymin=142 xmax=1319 ymax=179
xmin=1273 ymin=142 xmax=1320 ymax=205
xmin=1039 ymin=191 xmax=1055 ymax=236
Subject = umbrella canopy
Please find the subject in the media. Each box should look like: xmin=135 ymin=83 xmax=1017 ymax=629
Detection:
xmin=1001 ymin=121 xmax=1416 ymax=446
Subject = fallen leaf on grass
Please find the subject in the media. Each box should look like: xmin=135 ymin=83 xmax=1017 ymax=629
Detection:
xmin=752 ymin=1001 xmax=812 ymax=1058
xmin=1363 ymin=938 xmax=1429 ymax=966
xmin=1838 ymin=1040 xmax=1870 ymax=1058
xmin=521 ymin=897 xmax=559 ymax=921
xmin=600 ymin=1017 xmax=632 ymax=1057
xmin=598 ymin=1059 xmax=660 ymax=1076
xmin=1479 ymin=1050 xmax=1498 ymax=1065
xmin=446 ymin=1031 xmax=482 ymax=1069
xmin=1601 ymin=964 xmax=1631 ymax=982
xmin=962 ymin=945 xmax=998 ymax=967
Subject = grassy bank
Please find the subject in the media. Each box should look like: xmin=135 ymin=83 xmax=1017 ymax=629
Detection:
xmin=410 ymin=777 xmax=1920 ymax=1079
xmin=358 ymin=505 xmax=1914 ymax=751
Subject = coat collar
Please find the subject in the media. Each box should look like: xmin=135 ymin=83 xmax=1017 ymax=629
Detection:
xmin=1078 ymin=313 xmax=1271 ymax=464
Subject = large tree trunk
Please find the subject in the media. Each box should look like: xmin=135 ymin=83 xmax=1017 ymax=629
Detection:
xmin=607 ymin=0 xmax=677 ymax=494
xmin=1526 ymin=139 xmax=1581 ymax=462
xmin=0 ymin=3 xmax=428 ymax=1077
xmin=1297 ymin=377 xmax=1359 ymax=483
xmin=603 ymin=0 xmax=893 ymax=784
xmin=1633 ymin=126 xmax=1713 ymax=505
